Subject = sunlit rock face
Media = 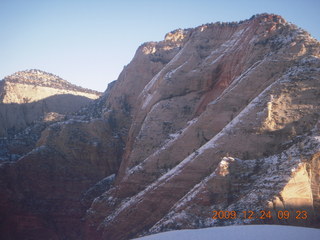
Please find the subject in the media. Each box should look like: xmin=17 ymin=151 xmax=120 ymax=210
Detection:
xmin=85 ymin=13 xmax=320 ymax=239
xmin=0 ymin=69 xmax=101 ymax=137
xmin=1 ymin=14 xmax=320 ymax=240
xmin=1 ymin=69 xmax=100 ymax=104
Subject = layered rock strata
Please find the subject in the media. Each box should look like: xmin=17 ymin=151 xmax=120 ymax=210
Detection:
xmin=0 ymin=14 xmax=319 ymax=240
xmin=0 ymin=69 xmax=101 ymax=137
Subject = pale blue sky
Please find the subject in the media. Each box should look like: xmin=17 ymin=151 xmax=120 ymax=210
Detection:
xmin=0 ymin=0 xmax=319 ymax=91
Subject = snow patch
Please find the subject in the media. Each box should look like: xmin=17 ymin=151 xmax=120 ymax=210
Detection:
xmin=141 ymin=42 xmax=189 ymax=95
xmin=164 ymin=61 xmax=188 ymax=80
xmin=50 ymin=118 xmax=89 ymax=127
xmin=142 ymin=93 xmax=154 ymax=109
xmin=142 ymin=71 xmax=163 ymax=94
xmin=134 ymin=225 xmax=320 ymax=240
xmin=126 ymin=117 xmax=198 ymax=177
xmin=210 ymin=54 xmax=224 ymax=65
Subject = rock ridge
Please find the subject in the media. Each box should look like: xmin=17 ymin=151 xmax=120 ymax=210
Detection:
xmin=2 ymin=69 xmax=100 ymax=96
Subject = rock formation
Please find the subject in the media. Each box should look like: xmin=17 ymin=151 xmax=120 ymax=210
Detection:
xmin=0 ymin=14 xmax=319 ymax=240
xmin=0 ymin=69 xmax=101 ymax=137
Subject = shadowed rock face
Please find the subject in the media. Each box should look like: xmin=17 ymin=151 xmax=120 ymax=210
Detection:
xmin=1 ymin=14 xmax=320 ymax=240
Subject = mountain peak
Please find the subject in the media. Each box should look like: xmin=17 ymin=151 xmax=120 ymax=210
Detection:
xmin=3 ymin=69 xmax=100 ymax=95
xmin=4 ymin=69 xmax=67 ymax=85
xmin=0 ymin=69 xmax=101 ymax=105
xmin=249 ymin=13 xmax=285 ymax=22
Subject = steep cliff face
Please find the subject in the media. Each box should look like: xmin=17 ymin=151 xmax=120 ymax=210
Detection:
xmin=1 ymin=69 xmax=100 ymax=104
xmin=0 ymin=69 xmax=101 ymax=137
xmin=0 ymin=14 xmax=319 ymax=240
xmin=85 ymin=14 xmax=320 ymax=239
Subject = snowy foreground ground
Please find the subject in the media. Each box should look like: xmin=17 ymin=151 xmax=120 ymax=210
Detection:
xmin=133 ymin=225 xmax=320 ymax=240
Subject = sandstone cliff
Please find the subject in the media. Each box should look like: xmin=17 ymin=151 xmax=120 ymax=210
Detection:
xmin=0 ymin=69 xmax=101 ymax=137
xmin=0 ymin=14 xmax=319 ymax=240
xmin=85 ymin=14 xmax=320 ymax=239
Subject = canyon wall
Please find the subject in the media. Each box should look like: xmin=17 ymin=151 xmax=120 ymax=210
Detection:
xmin=0 ymin=14 xmax=319 ymax=240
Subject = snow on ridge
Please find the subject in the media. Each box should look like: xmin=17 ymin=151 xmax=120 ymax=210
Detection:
xmin=142 ymin=93 xmax=154 ymax=109
xmin=116 ymin=67 xmax=284 ymax=224
xmin=224 ymin=134 xmax=320 ymax=221
xmin=210 ymin=52 xmax=313 ymax=124
xmin=141 ymin=41 xmax=190 ymax=96
xmin=232 ymin=28 xmax=245 ymax=38
xmin=164 ymin=61 xmax=188 ymax=80
xmin=121 ymin=54 xmax=313 ymax=225
xmin=149 ymin=63 xmax=320 ymax=230
xmin=141 ymin=71 xmax=163 ymax=97
xmin=210 ymin=54 xmax=224 ymax=65
xmin=104 ymin=117 xmax=200 ymax=226
xmin=219 ymin=27 xmax=249 ymax=52
xmin=198 ymin=75 xmax=278 ymax=153
xmin=50 ymin=118 xmax=90 ymax=128
xmin=28 ymin=145 xmax=47 ymax=155
xmin=272 ymin=27 xmax=306 ymax=46
xmin=105 ymin=43 xmax=319 ymax=228
xmin=203 ymin=27 xmax=249 ymax=65
xmin=141 ymin=26 xmax=250 ymax=103
xmin=209 ymin=58 xmax=264 ymax=106
xmin=140 ymin=26 xmax=253 ymax=109
xmin=279 ymin=56 xmax=320 ymax=83
xmin=167 ymin=40 xmax=190 ymax=65
xmin=153 ymin=133 xmax=320 ymax=231
xmin=126 ymin=117 xmax=199 ymax=177
xmin=19 ymin=145 xmax=48 ymax=161
xmin=150 ymin=157 xmax=239 ymax=231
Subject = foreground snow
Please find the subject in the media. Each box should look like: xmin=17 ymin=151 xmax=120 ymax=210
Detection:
xmin=133 ymin=225 xmax=320 ymax=240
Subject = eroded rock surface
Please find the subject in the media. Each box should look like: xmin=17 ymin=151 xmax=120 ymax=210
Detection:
xmin=0 ymin=14 xmax=319 ymax=240
xmin=0 ymin=69 xmax=101 ymax=137
xmin=85 ymin=14 xmax=320 ymax=240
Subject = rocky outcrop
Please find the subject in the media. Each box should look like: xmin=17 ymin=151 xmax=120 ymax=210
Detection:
xmin=85 ymin=14 xmax=320 ymax=239
xmin=1 ymin=69 xmax=99 ymax=104
xmin=0 ymin=69 xmax=101 ymax=137
xmin=0 ymin=14 xmax=319 ymax=240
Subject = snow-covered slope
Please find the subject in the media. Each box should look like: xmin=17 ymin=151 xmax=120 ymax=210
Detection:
xmin=134 ymin=225 xmax=320 ymax=240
